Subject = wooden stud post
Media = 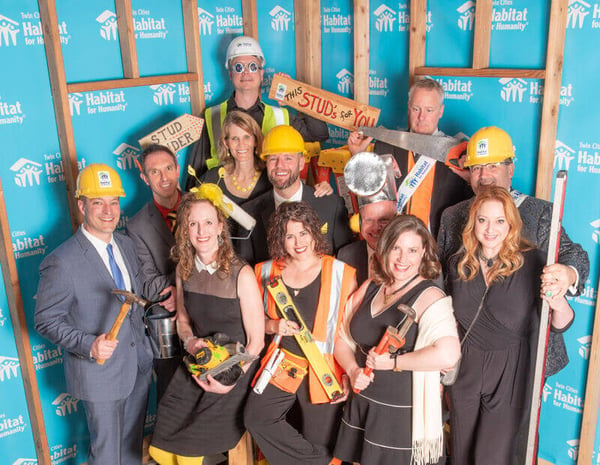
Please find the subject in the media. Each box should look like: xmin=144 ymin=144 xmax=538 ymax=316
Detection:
xmin=0 ymin=177 xmax=52 ymax=464
xmin=353 ymin=0 xmax=370 ymax=104
xmin=228 ymin=431 xmax=253 ymax=465
xmin=242 ymin=0 xmax=259 ymax=40
xmin=536 ymin=0 xmax=568 ymax=201
xmin=38 ymin=0 xmax=80 ymax=233
xmin=115 ymin=0 xmax=139 ymax=79
xmin=182 ymin=0 xmax=205 ymax=117
xmin=408 ymin=0 xmax=427 ymax=88
xmin=472 ymin=0 xmax=492 ymax=69
xmin=577 ymin=277 xmax=600 ymax=465
xmin=295 ymin=0 xmax=322 ymax=87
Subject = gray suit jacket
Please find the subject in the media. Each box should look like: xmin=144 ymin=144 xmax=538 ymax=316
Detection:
xmin=34 ymin=229 xmax=153 ymax=402
xmin=437 ymin=194 xmax=590 ymax=295
xmin=337 ymin=240 xmax=369 ymax=286
xmin=127 ymin=200 xmax=176 ymax=300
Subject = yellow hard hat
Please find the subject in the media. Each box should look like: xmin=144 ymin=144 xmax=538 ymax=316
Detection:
xmin=465 ymin=126 xmax=515 ymax=167
xmin=260 ymin=125 xmax=306 ymax=160
xmin=75 ymin=164 xmax=125 ymax=198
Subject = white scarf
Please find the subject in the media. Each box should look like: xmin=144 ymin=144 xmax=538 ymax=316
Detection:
xmin=412 ymin=296 xmax=458 ymax=465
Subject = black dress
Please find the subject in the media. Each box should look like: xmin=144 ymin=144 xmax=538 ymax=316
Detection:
xmin=447 ymin=249 xmax=545 ymax=465
xmin=334 ymin=280 xmax=439 ymax=465
xmin=151 ymin=259 xmax=256 ymax=456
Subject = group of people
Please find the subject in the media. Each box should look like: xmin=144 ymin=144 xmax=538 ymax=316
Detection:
xmin=33 ymin=34 xmax=589 ymax=465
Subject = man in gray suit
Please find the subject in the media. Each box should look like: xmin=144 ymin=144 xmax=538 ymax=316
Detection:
xmin=127 ymin=144 xmax=179 ymax=401
xmin=438 ymin=126 xmax=589 ymax=297
xmin=35 ymin=164 xmax=153 ymax=465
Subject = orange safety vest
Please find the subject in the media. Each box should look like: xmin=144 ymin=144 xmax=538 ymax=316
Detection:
xmin=255 ymin=256 xmax=356 ymax=404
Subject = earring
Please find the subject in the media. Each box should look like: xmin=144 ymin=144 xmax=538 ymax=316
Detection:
xmin=217 ymin=235 xmax=224 ymax=246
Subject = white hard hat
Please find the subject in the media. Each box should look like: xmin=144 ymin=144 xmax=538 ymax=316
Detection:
xmin=225 ymin=36 xmax=265 ymax=69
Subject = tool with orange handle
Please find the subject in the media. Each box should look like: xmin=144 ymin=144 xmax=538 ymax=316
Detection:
xmin=354 ymin=304 xmax=416 ymax=393
xmin=96 ymin=289 xmax=149 ymax=365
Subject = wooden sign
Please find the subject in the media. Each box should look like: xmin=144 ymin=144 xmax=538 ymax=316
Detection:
xmin=269 ymin=74 xmax=380 ymax=131
xmin=139 ymin=114 xmax=204 ymax=153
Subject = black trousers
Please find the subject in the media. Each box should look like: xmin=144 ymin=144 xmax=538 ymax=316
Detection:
xmin=244 ymin=377 xmax=343 ymax=465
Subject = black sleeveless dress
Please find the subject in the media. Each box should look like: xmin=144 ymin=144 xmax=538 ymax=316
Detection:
xmin=151 ymin=259 xmax=256 ymax=456
xmin=334 ymin=280 xmax=440 ymax=465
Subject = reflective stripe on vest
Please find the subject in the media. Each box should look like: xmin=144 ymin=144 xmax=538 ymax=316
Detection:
xmin=204 ymin=102 xmax=290 ymax=170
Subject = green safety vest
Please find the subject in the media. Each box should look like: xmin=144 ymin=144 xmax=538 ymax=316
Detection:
xmin=204 ymin=101 xmax=290 ymax=170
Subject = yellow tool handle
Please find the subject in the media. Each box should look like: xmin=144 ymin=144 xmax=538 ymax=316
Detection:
xmin=96 ymin=302 xmax=132 ymax=365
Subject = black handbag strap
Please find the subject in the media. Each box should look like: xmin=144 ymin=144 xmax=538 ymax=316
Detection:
xmin=460 ymin=287 xmax=489 ymax=346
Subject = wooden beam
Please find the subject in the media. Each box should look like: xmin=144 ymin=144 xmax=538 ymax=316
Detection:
xmin=577 ymin=276 xmax=600 ymax=464
xmin=535 ymin=0 xmax=568 ymax=201
xmin=353 ymin=0 xmax=370 ymax=104
xmin=242 ymin=0 xmax=258 ymax=40
xmin=67 ymin=73 xmax=199 ymax=93
xmin=0 ymin=177 xmax=51 ymax=465
xmin=38 ymin=0 xmax=80 ymax=233
xmin=409 ymin=0 xmax=427 ymax=88
xmin=115 ymin=0 xmax=139 ymax=78
xmin=472 ymin=0 xmax=492 ymax=69
xmin=414 ymin=66 xmax=546 ymax=79
xmin=295 ymin=0 xmax=321 ymax=87
xmin=228 ymin=431 xmax=253 ymax=465
xmin=181 ymin=0 xmax=205 ymax=116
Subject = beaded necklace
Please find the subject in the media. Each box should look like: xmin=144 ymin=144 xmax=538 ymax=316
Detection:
xmin=230 ymin=170 xmax=259 ymax=193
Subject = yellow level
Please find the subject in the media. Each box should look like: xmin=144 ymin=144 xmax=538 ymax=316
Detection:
xmin=266 ymin=277 xmax=343 ymax=402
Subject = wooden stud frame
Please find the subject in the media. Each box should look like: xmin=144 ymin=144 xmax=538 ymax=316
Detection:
xmin=409 ymin=0 xmax=568 ymax=202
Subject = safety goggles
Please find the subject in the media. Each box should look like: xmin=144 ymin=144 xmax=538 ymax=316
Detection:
xmin=231 ymin=62 xmax=262 ymax=74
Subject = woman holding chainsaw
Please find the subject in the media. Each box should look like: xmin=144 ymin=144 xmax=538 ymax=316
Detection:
xmin=244 ymin=201 xmax=357 ymax=465
xmin=149 ymin=192 xmax=264 ymax=465
xmin=446 ymin=186 xmax=573 ymax=465
xmin=333 ymin=214 xmax=460 ymax=465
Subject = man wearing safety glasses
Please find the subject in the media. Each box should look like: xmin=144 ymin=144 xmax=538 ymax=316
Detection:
xmin=185 ymin=36 xmax=329 ymax=189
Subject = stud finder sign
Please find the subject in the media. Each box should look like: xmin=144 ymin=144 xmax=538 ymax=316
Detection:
xmin=138 ymin=114 xmax=204 ymax=153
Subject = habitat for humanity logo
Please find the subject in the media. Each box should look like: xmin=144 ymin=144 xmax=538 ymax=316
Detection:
xmin=499 ymin=78 xmax=528 ymax=103
xmin=0 ymin=356 xmax=19 ymax=381
xmin=550 ymin=380 xmax=583 ymax=414
xmin=572 ymin=139 xmax=600 ymax=174
xmin=52 ymin=393 xmax=80 ymax=416
xmin=554 ymin=141 xmax=576 ymax=170
xmin=132 ymin=9 xmax=168 ymax=40
xmin=577 ymin=335 xmax=592 ymax=359
xmin=430 ymin=76 xmax=474 ymax=102
xmin=70 ymin=90 xmax=127 ymax=116
xmin=456 ymin=0 xmax=528 ymax=31
xmin=322 ymin=6 xmax=351 ymax=34
xmin=151 ymin=84 xmax=177 ymax=105
xmin=0 ymin=12 xmax=70 ymax=46
xmin=0 ymin=97 xmax=25 ymax=125
xmin=12 ymin=229 xmax=47 ymax=260
xmin=198 ymin=7 xmax=242 ymax=35
xmin=113 ymin=143 xmax=141 ymax=170
xmin=566 ymin=439 xmax=579 ymax=460
xmin=198 ymin=8 xmax=214 ymax=35
xmin=49 ymin=443 xmax=78 ymax=463
xmin=270 ymin=6 xmax=292 ymax=32
xmin=528 ymin=81 xmax=575 ymax=106
xmin=592 ymin=219 xmax=600 ymax=244
xmin=10 ymin=158 xmax=43 ymax=187
xmin=374 ymin=4 xmax=424 ymax=32
xmin=572 ymin=280 xmax=597 ymax=307
xmin=32 ymin=343 xmax=63 ymax=371
xmin=96 ymin=10 xmax=118 ymax=40
xmin=0 ymin=308 xmax=6 ymax=326
xmin=456 ymin=1 xmax=476 ymax=30
xmin=567 ymin=1 xmax=600 ymax=29
xmin=368 ymin=70 xmax=389 ymax=97
xmin=0 ymin=413 xmax=26 ymax=439
xmin=336 ymin=69 xmax=354 ymax=95
xmin=542 ymin=383 xmax=552 ymax=402
xmin=12 ymin=459 xmax=38 ymax=465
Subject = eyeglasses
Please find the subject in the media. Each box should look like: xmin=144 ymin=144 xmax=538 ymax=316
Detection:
xmin=469 ymin=161 xmax=512 ymax=174
xmin=231 ymin=62 xmax=262 ymax=74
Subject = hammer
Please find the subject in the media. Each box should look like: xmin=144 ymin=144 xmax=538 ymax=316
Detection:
xmin=97 ymin=289 xmax=149 ymax=365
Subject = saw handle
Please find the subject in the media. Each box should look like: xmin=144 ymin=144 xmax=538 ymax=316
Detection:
xmin=96 ymin=301 xmax=132 ymax=365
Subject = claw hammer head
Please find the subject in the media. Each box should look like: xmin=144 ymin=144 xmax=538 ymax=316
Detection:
xmin=111 ymin=289 xmax=149 ymax=307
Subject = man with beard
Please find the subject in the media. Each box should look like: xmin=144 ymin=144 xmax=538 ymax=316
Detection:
xmin=239 ymin=125 xmax=352 ymax=266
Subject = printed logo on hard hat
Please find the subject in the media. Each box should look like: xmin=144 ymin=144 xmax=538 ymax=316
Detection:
xmin=567 ymin=0 xmax=592 ymax=29
xmin=336 ymin=69 xmax=354 ymax=96
xmin=97 ymin=170 xmax=113 ymax=189
xmin=0 ymin=412 xmax=27 ymax=438
xmin=10 ymin=158 xmax=43 ymax=187
xmin=475 ymin=139 xmax=489 ymax=158
xmin=566 ymin=439 xmax=579 ymax=460
xmin=499 ymin=78 xmax=528 ymax=103
xmin=197 ymin=8 xmax=215 ymax=35
xmin=554 ymin=141 xmax=576 ymax=170
xmin=592 ymin=219 xmax=600 ymax=244
xmin=456 ymin=1 xmax=476 ymax=31
xmin=113 ymin=143 xmax=141 ymax=170
xmin=322 ymin=7 xmax=351 ymax=34
xmin=0 ymin=96 xmax=26 ymax=125
xmin=97 ymin=10 xmax=118 ymax=40
xmin=270 ymin=6 xmax=292 ymax=31
xmin=52 ymin=393 xmax=80 ymax=416
xmin=0 ymin=355 xmax=20 ymax=382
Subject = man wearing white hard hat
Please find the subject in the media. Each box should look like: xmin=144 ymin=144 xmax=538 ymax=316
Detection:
xmin=185 ymin=36 xmax=329 ymax=188
xmin=35 ymin=164 xmax=153 ymax=465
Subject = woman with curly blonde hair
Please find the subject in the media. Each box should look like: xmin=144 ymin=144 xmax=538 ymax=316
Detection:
xmin=446 ymin=186 xmax=574 ymax=465
xmin=150 ymin=192 xmax=264 ymax=465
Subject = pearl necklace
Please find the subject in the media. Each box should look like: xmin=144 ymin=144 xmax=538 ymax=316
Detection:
xmin=230 ymin=170 xmax=259 ymax=193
